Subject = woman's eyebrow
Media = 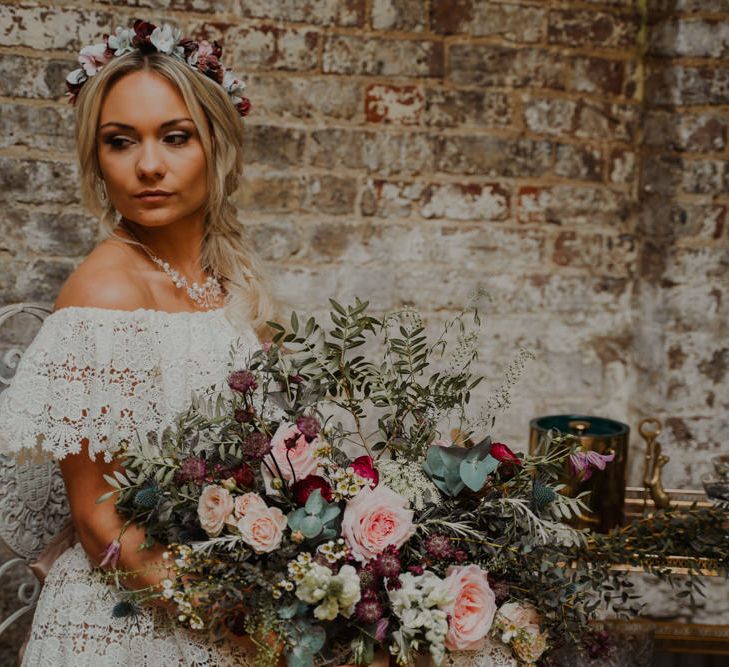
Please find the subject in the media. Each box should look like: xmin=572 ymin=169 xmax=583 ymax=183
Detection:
xmin=98 ymin=117 xmax=193 ymax=130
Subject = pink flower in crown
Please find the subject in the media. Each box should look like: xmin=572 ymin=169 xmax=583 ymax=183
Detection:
xmin=78 ymin=42 xmax=113 ymax=76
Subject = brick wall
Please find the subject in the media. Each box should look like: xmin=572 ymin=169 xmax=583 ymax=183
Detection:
xmin=0 ymin=0 xmax=728 ymax=657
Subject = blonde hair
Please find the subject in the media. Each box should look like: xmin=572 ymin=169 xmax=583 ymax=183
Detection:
xmin=73 ymin=49 xmax=285 ymax=341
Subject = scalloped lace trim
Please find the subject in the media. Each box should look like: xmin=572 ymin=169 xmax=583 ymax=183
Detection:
xmin=0 ymin=307 xmax=256 ymax=463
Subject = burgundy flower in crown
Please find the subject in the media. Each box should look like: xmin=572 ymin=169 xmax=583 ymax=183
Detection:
xmin=65 ymin=18 xmax=251 ymax=117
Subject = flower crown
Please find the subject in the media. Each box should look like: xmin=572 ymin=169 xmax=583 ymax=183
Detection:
xmin=66 ymin=19 xmax=251 ymax=117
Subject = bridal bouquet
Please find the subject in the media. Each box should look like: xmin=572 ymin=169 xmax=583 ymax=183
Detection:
xmin=101 ymin=297 xmax=728 ymax=667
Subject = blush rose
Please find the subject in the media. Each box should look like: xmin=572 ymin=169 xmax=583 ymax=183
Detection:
xmin=237 ymin=504 xmax=288 ymax=554
xmin=442 ymin=564 xmax=497 ymax=651
xmin=197 ymin=484 xmax=234 ymax=537
xmin=341 ymin=485 xmax=415 ymax=562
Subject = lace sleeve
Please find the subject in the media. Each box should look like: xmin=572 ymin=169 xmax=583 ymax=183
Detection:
xmin=0 ymin=308 xmax=165 ymax=463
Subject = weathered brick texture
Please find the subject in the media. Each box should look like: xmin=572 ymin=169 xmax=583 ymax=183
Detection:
xmin=1 ymin=0 xmax=728 ymax=657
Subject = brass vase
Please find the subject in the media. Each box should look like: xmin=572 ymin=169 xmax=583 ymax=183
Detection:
xmin=529 ymin=414 xmax=629 ymax=533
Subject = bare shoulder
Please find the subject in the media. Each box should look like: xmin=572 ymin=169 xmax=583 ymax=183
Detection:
xmin=53 ymin=238 xmax=151 ymax=313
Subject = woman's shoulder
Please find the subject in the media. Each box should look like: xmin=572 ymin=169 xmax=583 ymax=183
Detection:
xmin=53 ymin=238 xmax=152 ymax=313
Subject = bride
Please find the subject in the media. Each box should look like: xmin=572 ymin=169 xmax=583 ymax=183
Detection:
xmin=0 ymin=19 xmax=513 ymax=667
xmin=0 ymin=18 xmax=288 ymax=667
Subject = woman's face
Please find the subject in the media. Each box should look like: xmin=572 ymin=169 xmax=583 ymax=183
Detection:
xmin=96 ymin=69 xmax=208 ymax=229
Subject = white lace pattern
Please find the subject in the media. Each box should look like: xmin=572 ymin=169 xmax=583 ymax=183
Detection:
xmin=0 ymin=306 xmax=257 ymax=463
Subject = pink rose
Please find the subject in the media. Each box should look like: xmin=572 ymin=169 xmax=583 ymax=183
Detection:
xmin=261 ymin=422 xmax=321 ymax=495
xmin=443 ymin=564 xmax=497 ymax=651
xmin=234 ymin=492 xmax=267 ymax=517
xmin=236 ymin=504 xmax=288 ymax=554
xmin=341 ymin=485 xmax=415 ymax=562
xmin=198 ymin=484 xmax=234 ymax=537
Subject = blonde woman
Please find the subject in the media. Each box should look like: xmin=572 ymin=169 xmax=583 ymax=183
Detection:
xmin=0 ymin=19 xmax=393 ymax=667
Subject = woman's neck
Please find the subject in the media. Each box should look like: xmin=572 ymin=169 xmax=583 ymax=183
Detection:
xmin=119 ymin=216 xmax=208 ymax=281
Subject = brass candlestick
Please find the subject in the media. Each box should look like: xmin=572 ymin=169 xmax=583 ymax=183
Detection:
xmin=639 ymin=418 xmax=671 ymax=510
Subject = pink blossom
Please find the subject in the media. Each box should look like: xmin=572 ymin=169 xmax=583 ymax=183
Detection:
xmin=442 ymin=564 xmax=497 ymax=651
xmin=341 ymin=485 xmax=415 ymax=562
xmin=99 ymin=539 xmax=121 ymax=568
xmin=78 ymin=43 xmax=112 ymax=76
xmin=569 ymin=450 xmax=615 ymax=482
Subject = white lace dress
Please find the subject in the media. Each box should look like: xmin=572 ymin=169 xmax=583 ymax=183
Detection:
xmin=0 ymin=306 xmax=260 ymax=666
xmin=0 ymin=305 xmax=516 ymax=667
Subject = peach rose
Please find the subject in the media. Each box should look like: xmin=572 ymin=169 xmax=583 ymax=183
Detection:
xmin=496 ymin=601 xmax=541 ymax=632
xmin=261 ymin=422 xmax=321 ymax=495
xmin=226 ymin=492 xmax=268 ymax=527
xmin=198 ymin=484 xmax=234 ymax=537
xmin=341 ymin=485 xmax=415 ymax=562
xmin=442 ymin=564 xmax=497 ymax=651
xmin=237 ymin=504 xmax=288 ymax=554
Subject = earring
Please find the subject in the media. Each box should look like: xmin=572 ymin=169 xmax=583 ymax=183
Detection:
xmin=99 ymin=180 xmax=108 ymax=201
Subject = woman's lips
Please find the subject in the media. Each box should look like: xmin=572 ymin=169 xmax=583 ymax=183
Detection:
xmin=136 ymin=193 xmax=173 ymax=202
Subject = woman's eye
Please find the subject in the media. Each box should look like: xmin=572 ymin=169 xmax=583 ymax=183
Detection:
xmin=105 ymin=136 xmax=131 ymax=150
xmin=165 ymin=132 xmax=190 ymax=145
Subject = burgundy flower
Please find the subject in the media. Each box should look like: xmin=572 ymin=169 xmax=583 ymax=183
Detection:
xmin=66 ymin=80 xmax=83 ymax=104
xmin=179 ymin=37 xmax=198 ymax=59
xmin=296 ymin=415 xmax=320 ymax=442
xmin=234 ymin=406 xmax=256 ymax=424
xmin=354 ymin=594 xmax=384 ymax=624
xmin=178 ymin=456 xmax=207 ymax=484
xmin=241 ymin=432 xmax=271 ymax=460
xmin=408 ymin=565 xmax=424 ymax=575
xmin=351 ymin=455 xmax=379 ymax=488
xmin=99 ymin=539 xmax=121 ymax=568
xmin=358 ymin=562 xmax=379 ymax=592
xmin=236 ymin=97 xmax=252 ymax=117
xmin=198 ymin=54 xmax=224 ymax=84
xmin=423 ymin=532 xmax=454 ymax=560
xmin=490 ymin=442 xmax=522 ymax=466
xmin=291 ymin=474 xmax=333 ymax=506
xmin=453 ymin=549 xmax=468 ymax=563
xmin=228 ymin=370 xmax=257 ymax=394
xmin=131 ymin=20 xmax=157 ymax=51
xmin=373 ymin=546 xmax=401 ymax=579
xmin=227 ymin=463 xmax=254 ymax=488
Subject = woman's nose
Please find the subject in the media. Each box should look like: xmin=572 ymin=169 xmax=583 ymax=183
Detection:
xmin=136 ymin=140 xmax=166 ymax=180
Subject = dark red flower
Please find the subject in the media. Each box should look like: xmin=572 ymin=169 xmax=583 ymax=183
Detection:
xmin=423 ymin=532 xmax=454 ymax=560
xmin=177 ymin=456 xmax=207 ymax=485
xmin=296 ymin=415 xmax=320 ymax=441
xmin=179 ymin=37 xmax=198 ymax=59
xmin=354 ymin=594 xmax=383 ymax=624
xmin=373 ymin=546 xmax=401 ymax=579
xmin=358 ymin=562 xmax=379 ymax=592
xmin=236 ymin=97 xmax=252 ymax=117
xmin=291 ymin=475 xmax=333 ymax=506
xmin=198 ymin=54 xmax=224 ymax=84
xmin=131 ymin=20 xmax=157 ymax=51
xmin=408 ymin=565 xmax=424 ymax=575
xmin=453 ymin=549 xmax=468 ymax=564
xmin=228 ymin=370 xmax=257 ymax=394
xmin=351 ymin=455 xmax=379 ymax=488
xmin=241 ymin=432 xmax=271 ymax=460
xmin=490 ymin=442 xmax=522 ymax=466
xmin=227 ymin=463 xmax=254 ymax=488
xmin=234 ymin=406 xmax=256 ymax=424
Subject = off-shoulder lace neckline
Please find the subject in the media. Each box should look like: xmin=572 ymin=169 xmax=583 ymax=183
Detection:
xmin=49 ymin=305 xmax=227 ymax=319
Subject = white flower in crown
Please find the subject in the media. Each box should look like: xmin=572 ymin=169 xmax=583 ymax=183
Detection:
xmin=107 ymin=27 xmax=136 ymax=56
xmin=150 ymin=23 xmax=182 ymax=57
xmin=78 ymin=43 xmax=112 ymax=76
xmin=223 ymin=69 xmax=246 ymax=97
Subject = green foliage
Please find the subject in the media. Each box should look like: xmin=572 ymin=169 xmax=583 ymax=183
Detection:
xmin=287 ymin=490 xmax=341 ymax=541
xmin=422 ymin=438 xmax=498 ymax=496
